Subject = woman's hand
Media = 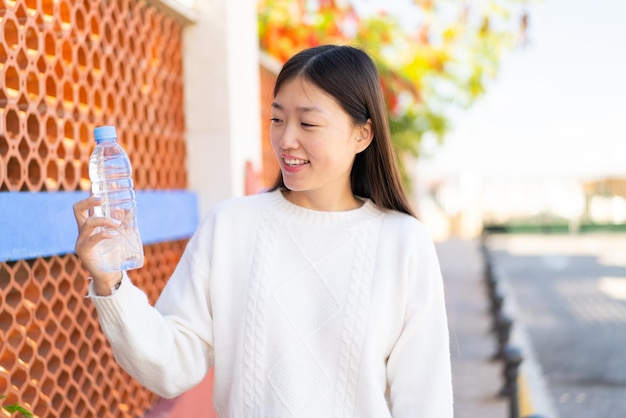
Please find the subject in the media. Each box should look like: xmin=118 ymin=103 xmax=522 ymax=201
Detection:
xmin=73 ymin=196 xmax=123 ymax=296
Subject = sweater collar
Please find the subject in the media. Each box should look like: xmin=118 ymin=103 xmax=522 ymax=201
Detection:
xmin=268 ymin=189 xmax=383 ymax=225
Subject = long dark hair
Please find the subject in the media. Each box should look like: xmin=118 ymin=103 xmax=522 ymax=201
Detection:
xmin=270 ymin=44 xmax=415 ymax=218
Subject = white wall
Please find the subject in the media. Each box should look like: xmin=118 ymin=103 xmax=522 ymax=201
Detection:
xmin=182 ymin=0 xmax=262 ymax=217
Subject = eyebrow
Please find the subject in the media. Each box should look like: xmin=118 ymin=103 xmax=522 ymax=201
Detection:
xmin=271 ymin=102 xmax=325 ymax=114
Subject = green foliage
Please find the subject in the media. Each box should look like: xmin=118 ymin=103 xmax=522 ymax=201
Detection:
xmin=259 ymin=0 xmax=530 ymax=185
xmin=0 ymin=396 xmax=33 ymax=418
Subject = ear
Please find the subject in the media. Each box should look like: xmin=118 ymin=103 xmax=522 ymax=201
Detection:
xmin=355 ymin=119 xmax=373 ymax=154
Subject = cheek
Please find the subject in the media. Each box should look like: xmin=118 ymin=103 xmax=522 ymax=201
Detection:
xmin=321 ymin=146 xmax=356 ymax=170
xmin=269 ymin=128 xmax=281 ymax=152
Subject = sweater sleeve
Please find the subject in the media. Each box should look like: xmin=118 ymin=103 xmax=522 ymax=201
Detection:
xmin=90 ymin=212 xmax=216 ymax=399
xmin=386 ymin=228 xmax=453 ymax=417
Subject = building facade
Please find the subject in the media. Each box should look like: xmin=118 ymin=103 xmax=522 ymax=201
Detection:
xmin=0 ymin=0 xmax=262 ymax=416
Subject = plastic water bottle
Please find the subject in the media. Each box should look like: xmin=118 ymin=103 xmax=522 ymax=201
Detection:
xmin=88 ymin=125 xmax=144 ymax=272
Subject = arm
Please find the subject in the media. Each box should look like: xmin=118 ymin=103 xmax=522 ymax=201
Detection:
xmin=89 ymin=213 xmax=216 ymax=398
xmin=386 ymin=233 xmax=453 ymax=417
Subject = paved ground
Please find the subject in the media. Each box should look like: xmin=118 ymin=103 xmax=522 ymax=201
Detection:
xmin=436 ymin=238 xmax=509 ymax=418
xmin=485 ymin=233 xmax=626 ymax=418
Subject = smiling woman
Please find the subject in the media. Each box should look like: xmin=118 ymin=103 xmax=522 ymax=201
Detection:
xmin=269 ymin=77 xmax=372 ymax=211
xmin=268 ymin=45 xmax=414 ymax=217
xmin=75 ymin=44 xmax=453 ymax=418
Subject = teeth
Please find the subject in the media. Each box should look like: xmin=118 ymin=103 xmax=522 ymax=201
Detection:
xmin=284 ymin=158 xmax=309 ymax=165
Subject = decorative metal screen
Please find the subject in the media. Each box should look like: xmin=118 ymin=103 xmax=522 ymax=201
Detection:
xmin=0 ymin=0 xmax=188 ymax=416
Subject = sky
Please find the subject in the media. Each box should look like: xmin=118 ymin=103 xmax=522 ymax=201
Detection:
xmin=354 ymin=0 xmax=626 ymax=181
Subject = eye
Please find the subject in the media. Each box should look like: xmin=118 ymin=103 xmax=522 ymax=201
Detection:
xmin=270 ymin=117 xmax=283 ymax=124
xmin=301 ymin=122 xmax=317 ymax=128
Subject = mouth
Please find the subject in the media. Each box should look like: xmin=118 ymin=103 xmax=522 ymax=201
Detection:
xmin=283 ymin=158 xmax=310 ymax=167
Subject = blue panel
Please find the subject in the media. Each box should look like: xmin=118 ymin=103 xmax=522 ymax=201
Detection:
xmin=135 ymin=190 xmax=199 ymax=244
xmin=0 ymin=190 xmax=198 ymax=262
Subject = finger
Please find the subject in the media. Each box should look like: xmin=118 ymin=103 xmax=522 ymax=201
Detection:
xmin=73 ymin=196 xmax=101 ymax=225
xmin=78 ymin=216 xmax=121 ymax=238
xmin=73 ymin=197 xmax=92 ymax=222
xmin=73 ymin=195 xmax=101 ymax=214
xmin=75 ymin=222 xmax=119 ymax=250
xmin=75 ymin=230 xmax=117 ymax=268
xmin=77 ymin=229 xmax=116 ymax=251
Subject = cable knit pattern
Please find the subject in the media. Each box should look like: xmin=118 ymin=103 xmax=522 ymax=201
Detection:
xmin=90 ymin=190 xmax=453 ymax=418
xmin=266 ymin=220 xmax=349 ymax=415
xmin=242 ymin=208 xmax=277 ymax=416
xmin=334 ymin=219 xmax=381 ymax=417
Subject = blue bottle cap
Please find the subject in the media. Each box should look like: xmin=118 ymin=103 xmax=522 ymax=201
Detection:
xmin=94 ymin=126 xmax=117 ymax=143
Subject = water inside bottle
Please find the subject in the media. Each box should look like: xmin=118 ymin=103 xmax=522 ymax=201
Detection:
xmin=92 ymin=190 xmax=144 ymax=271
xmin=95 ymin=223 xmax=143 ymax=271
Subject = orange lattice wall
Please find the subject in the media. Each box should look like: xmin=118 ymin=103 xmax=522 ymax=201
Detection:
xmin=0 ymin=0 xmax=189 ymax=416
xmin=259 ymin=62 xmax=279 ymax=190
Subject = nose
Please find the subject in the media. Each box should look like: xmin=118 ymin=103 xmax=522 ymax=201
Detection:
xmin=272 ymin=122 xmax=299 ymax=151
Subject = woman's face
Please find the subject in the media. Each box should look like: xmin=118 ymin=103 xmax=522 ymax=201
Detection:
xmin=270 ymin=77 xmax=372 ymax=210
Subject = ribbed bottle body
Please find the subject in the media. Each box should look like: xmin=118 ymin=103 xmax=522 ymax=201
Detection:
xmin=88 ymin=127 xmax=144 ymax=271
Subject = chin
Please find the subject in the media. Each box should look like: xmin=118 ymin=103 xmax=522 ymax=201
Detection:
xmin=283 ymin=183 xmax=307 ymax=193
xmin=281 ymin=178 xmax=308 ymax=192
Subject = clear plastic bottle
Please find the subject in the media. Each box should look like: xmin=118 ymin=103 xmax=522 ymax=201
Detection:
xmin=88 ymin=125 xmax=144 ymax=272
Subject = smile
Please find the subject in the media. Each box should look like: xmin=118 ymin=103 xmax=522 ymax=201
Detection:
xmin=284 ymin=158 xmax=310 ymax=166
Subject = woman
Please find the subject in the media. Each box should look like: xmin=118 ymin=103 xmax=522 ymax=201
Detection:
xmin=74 ymin=44 xmax=453 ymax=417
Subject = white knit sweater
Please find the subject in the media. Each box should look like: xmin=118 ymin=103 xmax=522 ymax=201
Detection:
xmin=91 ymin=190 xmax=453 ymax=418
